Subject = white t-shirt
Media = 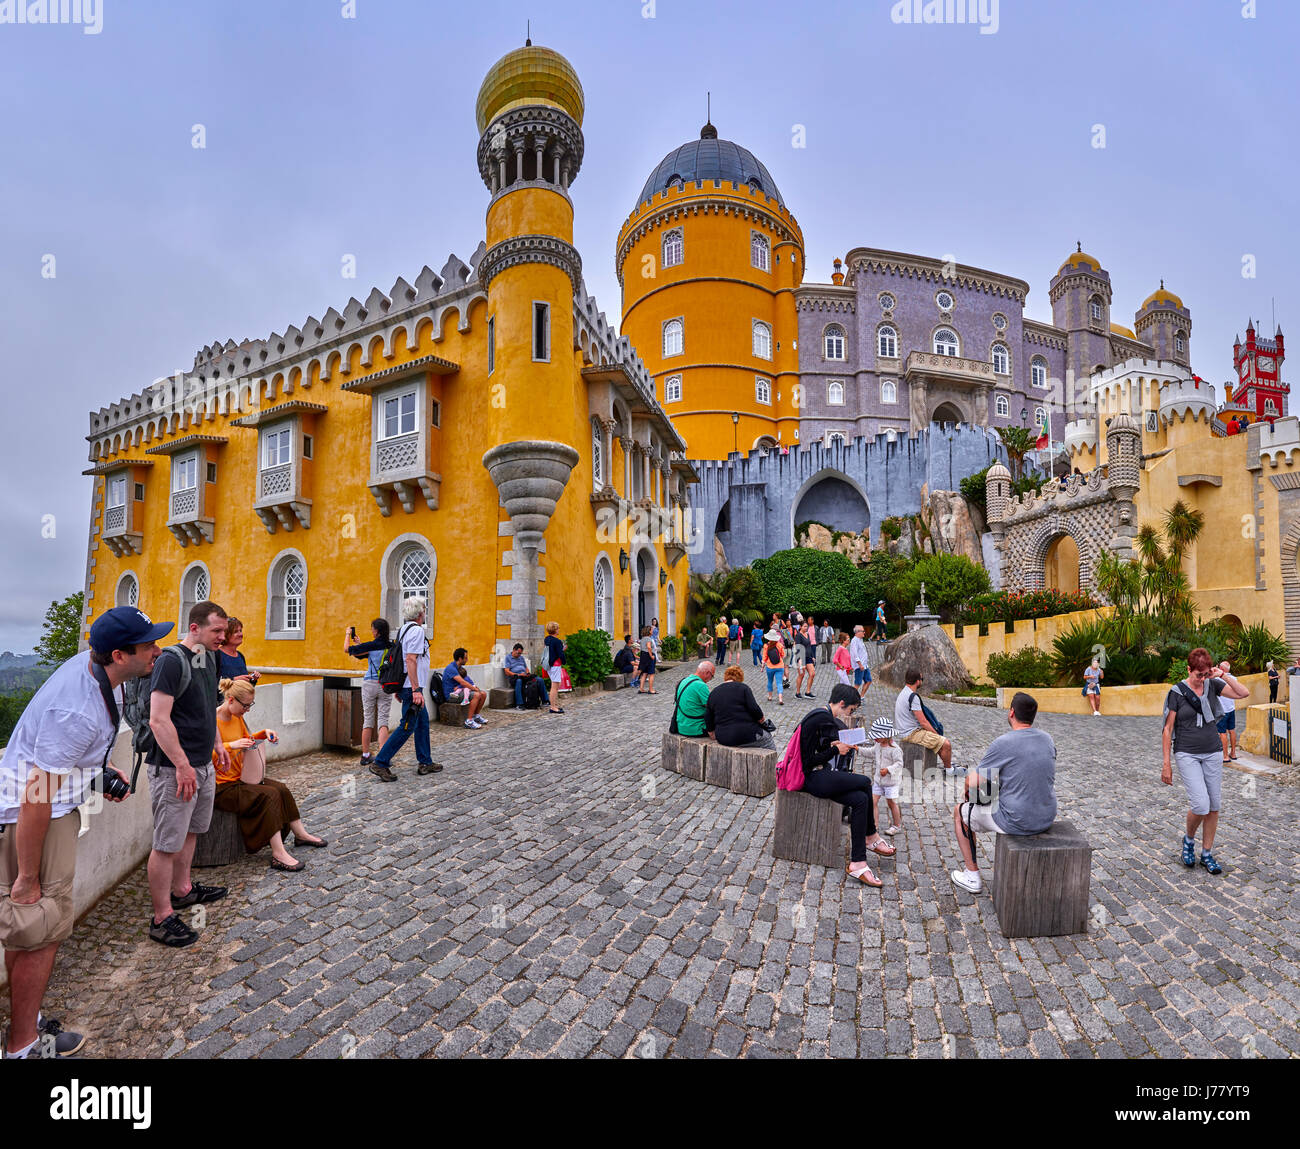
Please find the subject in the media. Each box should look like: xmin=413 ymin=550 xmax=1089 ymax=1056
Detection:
xmin=396 ymin=622 xmax=430 ymax=692
xmin=0 ymin=654 xmax=118 ymax=824
xmin=1219 ymin=688 xmax=1235 ymax=714
xmin=873 ymin=741 xmax=903 ymax=784
xmin=849 ymin=636 xmax=869 ymax=669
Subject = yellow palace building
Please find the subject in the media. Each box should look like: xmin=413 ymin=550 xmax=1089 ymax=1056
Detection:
xmin=80 ymin=42 xmax=695 ymax=676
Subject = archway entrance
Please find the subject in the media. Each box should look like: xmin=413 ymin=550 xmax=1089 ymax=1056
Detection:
xmin=634 ymin=550 xmax=657 ymax=636
xmin=1044 ymin=534 xmax=1080 ymax=594
xmin=932 ymin=401 xmax=963 ymax=425
xmin=789 ymin=467 xmax=871 ymax=548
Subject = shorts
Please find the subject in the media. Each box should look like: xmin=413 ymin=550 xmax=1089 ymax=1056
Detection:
xmin=0 ymin=811 xmax=79 ymax=952
xmin=361 ymin=678 xmax=397 ymax=731
xmin=1215 ymin=711 xmax=1236 ymax=734
xmin=900 ymin=728 xmax=946 ymax=753
xmin=854 ymin=669 xmax=871 ymax=687
xmin=148 ymin=762 xmax=216 ymax=853
xmin=1174 ymin=750 xmax=1222 ymax=816
xmin=790 ymin=645 xmax=806 ymax=668
xmin=872 ymin=779 xmax=900 ymax=800
xmin=548 ymin=665 xmax=564 ymax=684
xmin=960 ymin=802 xmax=1004 ymax=835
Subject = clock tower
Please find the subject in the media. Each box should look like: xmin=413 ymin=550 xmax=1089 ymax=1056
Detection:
xmin=1232 ymin=319 xmax=1288 ymax=423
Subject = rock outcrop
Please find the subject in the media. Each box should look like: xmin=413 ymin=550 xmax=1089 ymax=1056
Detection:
xmin=874 ymin=625 xmax=973 ymax=694
xmin=926 ymin=489 xmax=985 ymax=566
xmin=796 ymin=522 xmax=871 ymax=567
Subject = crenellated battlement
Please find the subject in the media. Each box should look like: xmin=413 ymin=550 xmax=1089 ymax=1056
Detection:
xmin=999 ymin=466 xmax=1108 ymax=522
xmin=1258 ymin=415 xmax=1300 ymax=467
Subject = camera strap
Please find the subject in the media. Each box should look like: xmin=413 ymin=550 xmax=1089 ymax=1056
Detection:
xmin=90 ymin=659 xmax=138 ymax=792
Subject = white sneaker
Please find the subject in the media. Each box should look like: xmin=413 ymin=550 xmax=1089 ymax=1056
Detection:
xmin=950 ymin=868 xmax=982 ymax=894
xmin=1092 ymin=710 xmax=1100 ymax=717
xmin=464 ymin=719 xmax=477 ymax=729
xmin=474 ymin=716 xmax=487 ymax=726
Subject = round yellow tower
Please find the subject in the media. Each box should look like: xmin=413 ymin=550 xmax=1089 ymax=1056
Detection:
xmin=616 ymin=122 xmax=804 ymax=459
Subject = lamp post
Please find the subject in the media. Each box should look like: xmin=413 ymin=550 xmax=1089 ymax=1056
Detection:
xmin=731 ymin=411 xmax=739 ymax=454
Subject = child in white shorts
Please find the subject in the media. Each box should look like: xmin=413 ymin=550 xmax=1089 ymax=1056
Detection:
xmin=870 ymin=716 xmax=903 ymax=835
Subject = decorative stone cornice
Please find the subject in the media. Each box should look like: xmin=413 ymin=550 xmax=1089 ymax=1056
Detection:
xmin=794 ymin=288 xmax=856 ymax=314
xmin=230 ymin=400 xmax=329 ymax=428
xmin=476 ymin=104 xmax=584 ymax=191
xmin=843 ymin=248 xmax=1029 ymax=304
xmin=1022 ymin=319 xmax=1067 ymax=351
xmin=144 ymin=434 xmax=228 ymax=456
xmin=479 ymin=234 xmax=582 ymax=293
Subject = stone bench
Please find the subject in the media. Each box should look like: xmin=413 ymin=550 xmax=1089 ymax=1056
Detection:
xmin=772 ymin=788 xmax=846 ymax=869
xmin=661 ymin=733 xmax=777 ymax=797
xmin=192 ymin=807 xmax=244 ymax=867
xmin=603 ymin=673 xmax=634 ymax=691
xmin=661 ymin=732 xmax=707 ymax=780
xmin=901 ymin=742 xmax=940 ymax=778
xmin=488 ymin=687 xmax=516 ymax=709
xmin=437 ymin=700 xmax=471 ymax=726
xmin=991 ymin=818 xmax=1092 ymax=938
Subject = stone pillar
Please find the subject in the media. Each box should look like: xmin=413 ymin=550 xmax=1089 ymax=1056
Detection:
xmin=909 ymin=377 xmax=929 ymax=434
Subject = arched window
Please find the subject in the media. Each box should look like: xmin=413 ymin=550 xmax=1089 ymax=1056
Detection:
xmin=592 ymin=420 xmax=604 ymax=491
xmin=662 ymin=318 xmax=683 ymax=358
xmin=751 ymin=232 xmax=770 ymax=271
xmin=1175 ymin=331 xmax=1186 ymax=353
xmin=995 ymin=395 xmax=1010 ymax=418
xmin=666 ymin=582 xmax=677 ymax=635
xmin=881 ymin=379 xmax=897 ymax=404
xmin=265 ymin=553 xmax=306 ymax=638
xmin=1034 ymin=407 xmax=1047 ymax=428
xmin=992 ymin=343 xmax=1010 ymax=374
xmin=594 ymin=557 xmax=614 ymax=634
xmin=400 ymin=548 xmax=431 ymax=604
xmin=664 ymin=375 xmax=682 ymax=403
xmin=753 ymin=320 xmax=772 ymax=360
xmin=1090 ymin=295 xmax=1104 ymax=322
xmin=824 ymin=324 xmax=845 ymax=360
xmin=116 ymin=572 xmax=139 ymax=608
xmin=754 ymin=435 xmax=777 ymax=454
xmin=1265 ymin=399 xmax=1277 ymax=415
xmin=381 ymin=537 xmax=437 ymax=636
xmin=933 ymin=328 xmax=959 ymax=356
xmin=877 ymin=324 xmax=897 ymax=359
xmin=755 ymin=376 xmax=771 ymax=405
xmin=1031 ymin=356 xmax=1048 ymax=388
xmin=826 ymin=432 xmax=846 ymax=449
xmin=179 ymin=562 xmax=211 ymax=631
xmin=662 ymin=228 xmax=683 ymax=269
xmin=828 ymin=380 xmax=844 ymax=406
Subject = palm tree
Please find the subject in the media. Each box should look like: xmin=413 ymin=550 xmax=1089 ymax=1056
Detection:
xmin=1162 ymin=500 xmax=1205 ymax=570
xmin=996 ymin=426 xmax=1037 ymax=483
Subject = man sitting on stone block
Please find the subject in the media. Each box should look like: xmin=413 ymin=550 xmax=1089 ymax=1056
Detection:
xmin=672 ymin=662 xmax=715 ymax=737
xmin=951 ymin=691 xmax=1057 ymax=895
xmin=893 ymin=668 xmax=954 ymax=773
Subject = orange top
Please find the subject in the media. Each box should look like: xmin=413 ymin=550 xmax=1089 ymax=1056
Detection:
xmin=213 ymin=711 xmax=269 ymax=784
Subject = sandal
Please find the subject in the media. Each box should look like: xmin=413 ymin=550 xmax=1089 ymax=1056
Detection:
xmin=1181 ymin=835 xmax=1196 ymax=867
xmin=1200 ymin=850 xmax=1223 ymax=875
xmin=269 ymin=859 xmax=305 ymax=872
xmin=292 ymin=836 xmax=328 ymax=848
xmin=866 ymin=838 xmax=896 ymax=857
xmin=846 ymin=864 xmax=882 ymax=888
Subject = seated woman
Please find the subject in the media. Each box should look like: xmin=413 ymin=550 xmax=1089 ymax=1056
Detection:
xmin=705 ymin=665 xmax=775 ymax=749
xmin=798 ymin=684 xmax=896 ymax=887
xmin=213 ymin=678 xmax=327 ymax=872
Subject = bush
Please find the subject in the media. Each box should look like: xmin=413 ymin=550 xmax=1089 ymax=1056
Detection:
xmin=986 ymin=648 xmax=1057 ymax=689
xmin=659 ymin=635 xmax=683 ymax=661
xmin=1227 ymin=622 xmax=1290 ymax=674
xmin=1167 ymin=658 xmax=1188 ymax=685
xmin=751 ymin=548 xmax=870 ymax=618
xmin=958 ymin=589 xmax=1101 ymax=626
xmin=879 ymin=517 xmax=903 ymax=542
xmin=1103 ymin=650 xmax=1171 ymax=687
xmin=894 ymin=553 xmax=991 ymax=617
xmin=564 ymin=629 xmax=614 ymax=687
xmin=960 ymin=468 xmax=989 ymax=519
xmin=1051 ymin=619 xmax=1111 ymax=684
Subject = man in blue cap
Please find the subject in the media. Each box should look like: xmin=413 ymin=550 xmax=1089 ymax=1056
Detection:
xmin=1 ymin=605 xmax=172 ymax=1058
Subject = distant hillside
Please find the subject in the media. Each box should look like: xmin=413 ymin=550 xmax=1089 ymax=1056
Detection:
xmin=0 ymin=663 xmax=54 ymax=695
xmin=0 ymin=651 xmax=40 ymax=671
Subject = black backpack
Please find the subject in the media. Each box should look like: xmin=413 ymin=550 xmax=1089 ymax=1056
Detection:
xmin=522 ymin=678 xmax=545 ymax=710
xmin=121 ymin=645 xmax=194 ymax=779
xmin=378 ymin=624 xmax=417 ymax=694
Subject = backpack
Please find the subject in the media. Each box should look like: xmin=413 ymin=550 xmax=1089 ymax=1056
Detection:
xmin=776 ymin=724 xmax=805 ymax=791
xmin=122 ymin=645 xmax=194 ymax=781
xmin=668 ymin=676 xmax=691 ymax=735
xmin=910 ymin=690 xmax=944 ymax=736
xmin=378 ymin=624 xmax=419 ymax=694
xmin=522 ymin=677 xmax=544 ymax=710
xmin=729 ymin=624 xmax=740 ymax=641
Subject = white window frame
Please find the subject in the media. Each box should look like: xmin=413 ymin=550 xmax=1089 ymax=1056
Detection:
xmin=592 ymin=420 xmax=604 ymax=491
xmin=933 ymin=328 xmax=959 ymax=357
xmin=380 ymin=390 xmax=417 ymax=441
xmin=753 ymin=319 xmax=772 ymax=361
xmin=877 ymin=325 xmax=897 ymax=359
xmin=936 ymin=290 xmax=954 ymax=311
xmin=995 ymin=395 xmax=1010 ymax=418
xmin=1175 ymin=334 xmax=1186 ymax=353
xmin=755 ymin=376 xmax=771 ymax=405
xmin=825 ymin=432 xmax=846 ymax=449
xmin=1090 ymin=298 xmax=1104 ymax=322
xmin=1031 ymin=357 xmax=1048 ymax=388
xmin=824 ymin=325 xmax=845 ymax=361
xmin=664 ymin=375 xmax=682 ymax=403
xmin=662 ymin=317 xmax=684 ymax=358
xmin=992 ymin=343 xmax=1010 ymax=375
xmin=881 ymin=379 xmax=897 ymax=404
xmin=751 ymin=231 xmax=770 ymax=272
xmin=172 ymin=452 xmax=198 ymax=493
xmin=827 ymin=380 xmax=845 ymax=406
xmin=662 ymin=228 xmax=683 ymax=270
xmin=1035 ymin=407 xmax=1047 ymax=427
xmin=266 ymin=549 xmax=307 ymax=641
xmin=532 ymin=301 xmax=551 ymax=363
xmin=262 ymin=420 xmax=294 ymax=469
xmin=115 ymin=571 xmax=139 ymax=608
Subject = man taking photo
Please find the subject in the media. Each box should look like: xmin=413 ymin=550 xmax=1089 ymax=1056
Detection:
xmin=1 ymin=605 xmax=172 ymax=1058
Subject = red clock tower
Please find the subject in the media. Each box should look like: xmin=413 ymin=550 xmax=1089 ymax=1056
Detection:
xmin=1232 ymin=319 xmax=1287 ymax=423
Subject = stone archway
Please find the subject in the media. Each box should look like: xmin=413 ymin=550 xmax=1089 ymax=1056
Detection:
xmin=1024 ymin=519 xmax=1096 ymax=592
xmin=788 ymin=467 xmax=870 ymax=548
xmin=1044 ymin=534 xmax=1080 ymax=594
xmin=932 ymin=401 xmax=965 ymax=425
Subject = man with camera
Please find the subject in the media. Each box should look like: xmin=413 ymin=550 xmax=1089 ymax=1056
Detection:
xmin=1 ymin=605 xmax=172 ymax=1058
xmin=146 ymin=600 xmax=232 ymax=948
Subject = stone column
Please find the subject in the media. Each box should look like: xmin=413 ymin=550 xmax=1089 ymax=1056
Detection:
xmin=909 ymin=376 xmax=929 ymax=434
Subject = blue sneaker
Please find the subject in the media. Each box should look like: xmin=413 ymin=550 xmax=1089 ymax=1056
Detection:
xmin=1200 ymin=850 xmax=1223 ymax=875
xmin=1181 ymin=835 xmax=1196 ymax=867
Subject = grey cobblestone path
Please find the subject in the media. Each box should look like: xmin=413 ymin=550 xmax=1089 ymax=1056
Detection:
xmin=21 ymin=650 xmax=1300 ymax=1058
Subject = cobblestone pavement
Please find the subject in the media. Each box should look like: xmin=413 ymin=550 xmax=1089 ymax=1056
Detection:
xmin=21 ymin=652 xmax=1300 ymax=1058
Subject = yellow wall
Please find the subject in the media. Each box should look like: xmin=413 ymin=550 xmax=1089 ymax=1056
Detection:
xmin=943 ymin=608 xmax=1113 ymax=685
xmin=998 ymin=671 xmax=1277 ymax=716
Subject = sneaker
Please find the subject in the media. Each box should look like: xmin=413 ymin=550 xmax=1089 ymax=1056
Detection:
xmin=1091 ymin=711 xmax=1100 ymax=718
xmin=149 ymin=913 xmax=198 ymax=948
xmin=37 ymin=1016 xmax=85 ymax=1057
xmin=359 ymin=753 xmax=372 ymax=765
xmin=464 ymin=719 xmax=478 ymax=728
xmin=473 ymin=716 xmax=487 ymax=727
xmin=1181 ymin=835 xmax=1196 ymax=867
xmin=417 ymin=762 xmax=444 ymax=775
xmin=944 ymin=765 xmax=966 ymax=777
xmin=1200 ymin=850 xmax=1223 ymax=875
xmin=515 ymin=706 xmax=526 ymax=712
xmin=171 ymin=882 xmax=227 ymax=909
xmin=369 ymin=763 xmax=397 ymax=782
xmin=950 ymin=868 xmax=983 ymax=894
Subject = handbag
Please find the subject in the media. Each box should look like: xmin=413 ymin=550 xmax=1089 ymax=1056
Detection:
xmin=559 ymin=667 xmax=572 ymax=692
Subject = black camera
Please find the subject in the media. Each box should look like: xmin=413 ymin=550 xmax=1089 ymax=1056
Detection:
xmin=98 ymin=766 xmax=132 ymax=801
xmin=760 ymin=718 xmax=776 ymax=733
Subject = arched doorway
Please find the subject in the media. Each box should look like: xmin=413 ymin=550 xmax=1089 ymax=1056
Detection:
xmin=932 ymin=401 xmax=964 ymax=426
xmin=634 ymin=549 xmax=658 ymax=636
xmin=1044 ymin=534 xmax=1080 ymax=594
xmin=790 ymin=469 xmax=870 ymax=545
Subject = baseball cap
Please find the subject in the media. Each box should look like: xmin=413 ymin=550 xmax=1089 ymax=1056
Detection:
xmin=89 ymin=606 xmax=175 ymax=655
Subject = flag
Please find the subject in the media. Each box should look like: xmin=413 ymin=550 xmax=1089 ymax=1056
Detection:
xmin=1035 ymin=410 xmax=1049 ymax=450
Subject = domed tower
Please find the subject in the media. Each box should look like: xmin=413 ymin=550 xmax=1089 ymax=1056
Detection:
xmin=1050 ymin=244 xmax=1113 ymax=384
xmin=1104 ymin=410 xmax=1142 ymax=556
xmin=476 ymin=42 xmax=585 ymax=653
xmin=984 ymin=460 xmax=1012 ymax=549
xmin=1134 ymin=281 xmax=1191 ymax=366
xmin=616 ymin=120 xmax=804 ymax=459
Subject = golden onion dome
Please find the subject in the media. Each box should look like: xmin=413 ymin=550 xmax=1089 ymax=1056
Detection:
xmin=476 ymin=44 xmax=584 ymax=133
xmin=1057 ymin=248 xmax=1102 ymax=275
xmin=1142 ymin=282 xmax=1184 ymax=310
xmin=1110 ymin=322 xmax=1137 ymax=340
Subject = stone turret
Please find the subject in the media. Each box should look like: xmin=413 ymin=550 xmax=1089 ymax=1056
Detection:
xmin=985 ymin=460 xmax=1011 ymax=550
xmin=1105 ymin=411 xmax=1141 ymax=555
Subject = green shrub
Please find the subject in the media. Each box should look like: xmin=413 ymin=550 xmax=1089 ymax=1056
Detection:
xmin=1051 ymin=620 xmax=1111 ymax=684
xmin=879 ymin=517 xmax=903 ymax=542
xmin=986 ymin=648 xmax=1057 ymax=689
xmin=659 ymin=635 xmax=683 ymax=661
xmin=563 ymin=629 xmax=614 ymax=687
xmin=960 ymin=468 xmax=989 ymax=519
xmin=1227 ymin=622 xmax=1290 ymax=675
xmin=1103 ymin=650 xmax=1171 ymax=687
xmin=751 ymin=548 xmax=870 ymax=618
xmin=1167 ymin=658 xmax=1188 ymax=685
xmin=894 ymin=553 xmax=991 ymax=617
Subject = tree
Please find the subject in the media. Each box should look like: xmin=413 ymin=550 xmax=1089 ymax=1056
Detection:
xmin=996 ymin=426 xmax=1037 ymax=482
xmin=685 ymin=567 xmax=765 ymax=634
xmin=894 ymin=554 xmax=990 ymax=619
xmin=35 ymin=592 xmax=84 ymax=667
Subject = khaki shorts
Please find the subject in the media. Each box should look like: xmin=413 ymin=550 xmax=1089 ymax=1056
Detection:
xmin=900 ymin=728 xmax=947 ymax=753
xmin=361 ymin=678 xmax=397 ymax=732
xmin=0 ymin=811 xmax=79 ymax=952
xmin=148 ymin=762 xmax=215 ymax=853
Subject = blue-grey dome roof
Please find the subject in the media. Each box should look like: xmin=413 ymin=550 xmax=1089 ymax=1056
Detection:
xmin=636 ymin=125 xmax=784 ymax=209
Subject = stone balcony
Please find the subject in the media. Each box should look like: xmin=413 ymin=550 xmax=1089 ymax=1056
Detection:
xmin=101 ymin=501 xmax=143 ymax=556
xmin=905 ymin=350 xmax=996 ymax=387
xmin=167 ymin=486 xmax=215 ymax=546
xmin=368 ymin=431 xmax=441 ymax=515
xmin=254 ymin=463 xmax=312 ymax=532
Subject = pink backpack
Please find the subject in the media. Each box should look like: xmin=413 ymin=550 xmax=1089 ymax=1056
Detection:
xmin=776 ymin=724 xmax=805 ymax=791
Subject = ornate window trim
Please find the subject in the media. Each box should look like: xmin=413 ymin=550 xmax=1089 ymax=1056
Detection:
xmin=881 ymin=379 xmax=898 ymax=404
xmin=115 ymin=570 xmax=139 ymax=608
xmin=991 ymin=342 xmax=1010 ymax=375
xmin=751 ymin=231 xmax=770 ymax=272
xmin=178 ymin=560 xmax=211 ymax=632
xmin=753 ymin=319 xmax=773 ymax=361
xmin=594 ymin=553 xmax=615 ymax=635
xmin=662 ymin=227 xmax=683 ymax=270
xmin=265 ymin=548 xmax=307 ymax=641
xmin=662 ymin=317 xmax=684 ymax=358
xmin=933 ymin=327 xmax=960 ymax=357
xmin=877 ymin=323 xmax=898 ymax=359
xmin=827 ymin=380 xmax=845 ymax=406
xmin=664 ymin=374 xmax=682 ymax=403
xmin=935 ymin=289 xmax=954 ymax=312
xmin=823 ymin=323 xmax=846 ymax=361
xmin=379 ymin=533 xmax=437 ymax=639
xmin=755 ymin=376 xmax=772 ymax=405
xmin=1031 ymin=356 xmax=1048 ymax=389
xmin=995 ymin=394 xmax=1010 ymax=418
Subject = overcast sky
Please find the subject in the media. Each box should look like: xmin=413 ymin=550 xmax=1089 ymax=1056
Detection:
xmin=1 ymin=0 xmax=1295 ymax=655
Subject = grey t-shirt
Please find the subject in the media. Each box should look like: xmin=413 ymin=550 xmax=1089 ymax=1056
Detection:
xmin=893 ymin=687 xmax=922 ymax=736
xmin=1164 ymin=677 xmax=1225 ymax=756
xmin=977 ymin=727 xmax=1057 ymax=835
